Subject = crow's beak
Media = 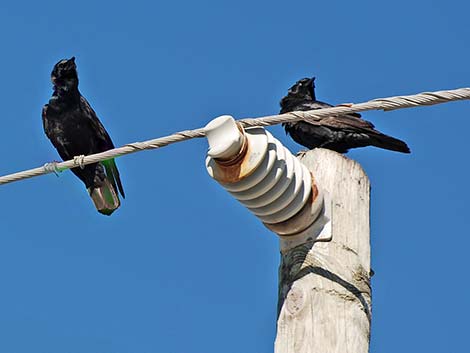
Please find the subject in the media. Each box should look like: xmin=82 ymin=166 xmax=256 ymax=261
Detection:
xmin=309 ymin=77 xmax=316 ymax=88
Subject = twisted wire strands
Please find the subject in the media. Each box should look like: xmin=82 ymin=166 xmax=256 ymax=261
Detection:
xmin=0 ymin=87 xmax=469 ymax=186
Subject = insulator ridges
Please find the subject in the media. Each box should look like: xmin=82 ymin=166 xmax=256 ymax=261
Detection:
xmin=206 ymin=123 xmax=322 ymax=235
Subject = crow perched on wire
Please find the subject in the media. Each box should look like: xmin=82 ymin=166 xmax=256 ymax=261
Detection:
xmin=280 ymin=77 xmax=410 ymax=154
xmin=42 ymin=57 xmax=125 ymax=215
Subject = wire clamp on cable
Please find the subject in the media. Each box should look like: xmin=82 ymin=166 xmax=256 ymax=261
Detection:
xmin=43 ymin=161 xmax=61 ymax=177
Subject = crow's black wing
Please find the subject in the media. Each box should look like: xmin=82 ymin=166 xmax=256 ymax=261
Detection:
xmin=316 ymin=114 xmax=376 ymax=131
xmin=282 ymin=99 xmax=409 ymax=153
xmin=79 ymin=96 xmax=125 ymax=197
xmin=79 ymin=96 xmax=115 ymax=151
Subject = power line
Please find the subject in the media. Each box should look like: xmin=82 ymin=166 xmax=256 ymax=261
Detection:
xmin=1 ymin=87 xmax=469 ymax=186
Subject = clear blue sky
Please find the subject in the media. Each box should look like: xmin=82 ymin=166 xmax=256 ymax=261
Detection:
xmin=0 ymin=1 xmax=469 ymax=352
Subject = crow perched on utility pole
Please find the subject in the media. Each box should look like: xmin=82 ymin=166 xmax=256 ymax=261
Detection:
xmin=42 ymin=57 xmax=125 ymax=215
xmin=281 ymin=77 xmax=410 ymax=154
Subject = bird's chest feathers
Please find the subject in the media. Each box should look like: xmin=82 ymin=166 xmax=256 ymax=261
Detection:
xmin=48 ymin=109 xmax=92 ymax=145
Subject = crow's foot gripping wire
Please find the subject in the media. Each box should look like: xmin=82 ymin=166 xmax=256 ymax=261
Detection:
xmin=73 ymin=155 xmax=86 ymax=169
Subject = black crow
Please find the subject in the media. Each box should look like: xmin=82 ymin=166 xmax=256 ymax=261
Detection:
xmin=42 ymin=57 xmax=125 ymax=215
xmin=280 ymin=77 xmax=410 ymax=154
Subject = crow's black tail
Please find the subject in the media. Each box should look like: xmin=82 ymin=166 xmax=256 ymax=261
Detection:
xmin=87 ymin=160 xmax=124 ymax=216
xmin=88 ymin=178 xmax=121 ymax=216
xmin=370 ymin=132 xmax=411 ymax=153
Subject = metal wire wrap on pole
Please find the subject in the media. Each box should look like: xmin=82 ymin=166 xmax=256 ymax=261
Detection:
xmin=0 ymin=87 xmax=469 ymax=186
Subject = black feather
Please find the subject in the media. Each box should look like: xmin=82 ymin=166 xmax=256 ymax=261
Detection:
xmin=280 ymin=77 xmax=410 ymax=154
xmin=42 ymin=57 xmax=125 ymax=215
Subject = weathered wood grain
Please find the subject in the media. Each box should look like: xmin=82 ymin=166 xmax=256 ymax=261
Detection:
xmin=275 ymin=148 xmax=371 ymax=353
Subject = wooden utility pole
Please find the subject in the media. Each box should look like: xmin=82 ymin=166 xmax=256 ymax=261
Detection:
xmin=275 ymin=148 xmax=372 ymax=353
xmin=204 ymin=117 xmax=371 ymax=352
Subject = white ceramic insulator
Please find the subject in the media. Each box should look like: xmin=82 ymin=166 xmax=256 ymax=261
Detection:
xmin=205 ymin=115 xmax=314 ymax=228
xmin=205 ymin=115 xmax=245 ymax=159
